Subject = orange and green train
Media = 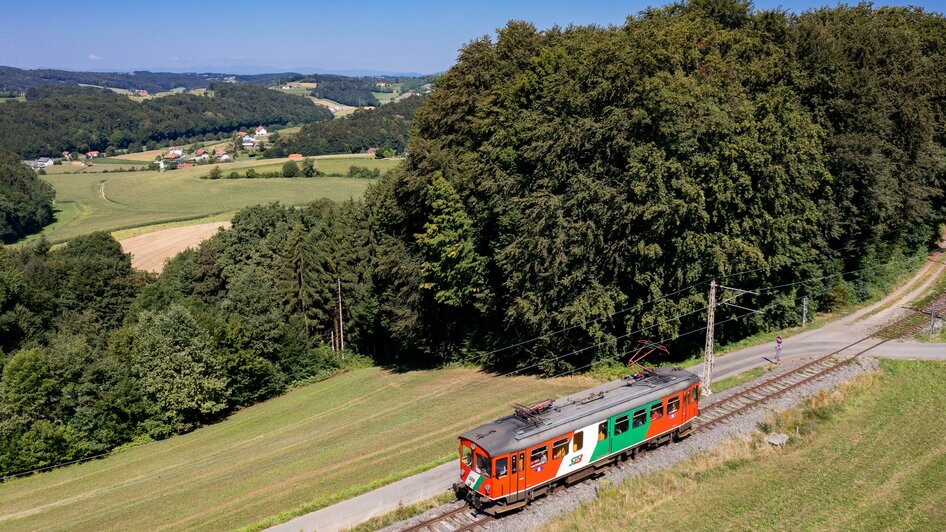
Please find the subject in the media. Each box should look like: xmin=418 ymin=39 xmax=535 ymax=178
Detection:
xmin=455 ymin=366 xmax=700 ymax=514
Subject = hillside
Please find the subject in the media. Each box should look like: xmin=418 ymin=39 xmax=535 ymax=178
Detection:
xmin=269 ymin=94 xmax=425 ymax=156
xmin=547 ymin=360 xmax=946 ymax=530
xmin=0 ymin=367 xmax=595 ymax=531
xmin=0 ymin=84 xmax=332 ymax=158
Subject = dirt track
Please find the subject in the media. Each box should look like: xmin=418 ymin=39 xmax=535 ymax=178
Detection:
xmin=120 ymin=221 xmax=231 ymax=273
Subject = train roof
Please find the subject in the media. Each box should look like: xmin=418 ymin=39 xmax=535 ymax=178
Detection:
xmin=459 ymin=366 xmax=699 ymax=456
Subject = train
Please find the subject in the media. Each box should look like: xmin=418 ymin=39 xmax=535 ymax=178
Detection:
xmin=453 ymin=365 xmax=700 ymax=514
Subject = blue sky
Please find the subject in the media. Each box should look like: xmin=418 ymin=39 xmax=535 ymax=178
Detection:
xmin=2 ymin=0 xmax=943 ymax=74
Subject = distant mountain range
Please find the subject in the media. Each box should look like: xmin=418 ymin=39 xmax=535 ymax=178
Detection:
xmin=0 ymin=66 xmax=434 ymax=94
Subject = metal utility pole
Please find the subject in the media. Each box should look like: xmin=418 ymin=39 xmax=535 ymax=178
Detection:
xmin=702 ymin=279 xmax=717 ymax=396
xmin=337 ymin=277 xmax=345 ymax=353
xmin=802 ymin=296 xmax=808 ymax=326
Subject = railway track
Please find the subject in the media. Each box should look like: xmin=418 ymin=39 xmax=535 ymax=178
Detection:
xmin=400 ymin=504 xmax=493 ymax=532
xmin=398 ymin=305 xmax=936 ymax=532
xmin=695 ymin=311 xmax=927 ymax=432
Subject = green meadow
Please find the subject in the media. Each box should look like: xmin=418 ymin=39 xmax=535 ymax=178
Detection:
xmin=31 ymin=156 xmax=390 ymax=243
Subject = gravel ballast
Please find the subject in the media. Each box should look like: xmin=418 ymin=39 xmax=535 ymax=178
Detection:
xmin=387 ymin=355 xmax=880 ymax=532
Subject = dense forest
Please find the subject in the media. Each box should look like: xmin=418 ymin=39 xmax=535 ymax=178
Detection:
xmin=0 ymin=83 xmax=332 ymax=158
xmin=2 ymin=2 xmax=946 ymax=477
xmin=265 ymin=95 xmax=425 ymax=157
xmin=307 ymin=74 xmax=383 ymax=106
xmin=369 ymin=2 xmax=946 ymax=369
xmin=0 ymin=152 xmax=55 ymax=243
xmin=0 ymin=203 xmax=369 ymax=476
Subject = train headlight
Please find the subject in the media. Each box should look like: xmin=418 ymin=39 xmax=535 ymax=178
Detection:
xmin=484 ymin=484 xmax=490 ymax=494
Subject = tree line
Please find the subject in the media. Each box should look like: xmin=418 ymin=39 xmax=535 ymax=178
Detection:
xmin=264 ymin=94 xmax=425 ymax=157
xmin=2 ymin=1 xmax=946 ymax=476
xmin=0 ymin=83 xmax=332 ymax=159
xmin=0 ymin=152 xmax=55 ymax=243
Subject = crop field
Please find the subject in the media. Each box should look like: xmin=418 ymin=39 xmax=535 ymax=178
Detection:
xmin=33 ymin=156 xmax=386 ymax=242
xmin=547 ymin=360 xmax=946 ymax=530
xmin=0 ymin=367 xmax=596 ymax=531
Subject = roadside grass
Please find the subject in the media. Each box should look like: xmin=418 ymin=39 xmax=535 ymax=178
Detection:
xmin=27 ymin=157 xmax=381 ymax=243
xmin=344 ymin=492 xmax=456 ymax=532
xmin=711 ymin=365 xmax=770 ymax=393
xmin=546 ymin=360 xmax=946 ymax=531
xmin=0 ymin=367 xmax=596 ymax=531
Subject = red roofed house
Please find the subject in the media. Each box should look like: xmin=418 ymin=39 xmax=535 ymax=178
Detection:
xmin=177 ymin=163 xmax=194 ymax=169
xmin=86 ymin=151 xmax=99 ymax=158
xmin=288 ymin=153 xmax=303 ymax=160
xmin=236 ymin=131 xmax=247 ymax=137
xmin=366 ymin=147 xmax=378 ymax=155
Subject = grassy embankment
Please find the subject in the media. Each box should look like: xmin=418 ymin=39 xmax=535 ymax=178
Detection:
xmin=26 ymin=155 xmax=391 ymax=243
xmin=0 ymin=367 xmax=595 ymax=531
xmin=547 ymin=359 xmax=946 ymax=530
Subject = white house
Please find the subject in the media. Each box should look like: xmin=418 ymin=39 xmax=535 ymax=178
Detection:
xmin=215 ymin=150 xmax=231 ymax=161
xmin=35 ymin=157 xmax=55 ymax=168
xmin=242 ymin=135 xmax=256 ymax=148
xmin=255 ymin=126 xmax=268 ymax=136
xmin=167 ymin=147 xmax=184 ymax=157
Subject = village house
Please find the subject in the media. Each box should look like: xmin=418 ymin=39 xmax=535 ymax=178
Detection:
xmin=215 ymin=150 xmax=231 ymax=161
xmin=255 ymin=126 xmax=268 ymax=136
xmin=35 ymin=157 xmax=55 ymax=168
xmin=242 ymin=135 xmax=256 ymax=148
xmin=167 ymin=147 xmax=184 ymax=157
xmin=86 ymin=151 xmax=99 ymax=158
xmin=366 ymin=147 xmax=378 ymax=155
xmin=194 ymin=149 xmax=209 ymax=161
xmin=288 ymin=153 xmax=303 ymax=160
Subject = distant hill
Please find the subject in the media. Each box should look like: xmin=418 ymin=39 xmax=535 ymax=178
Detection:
xmin=266 ymin=94 xmax=426 ymax=157
xmin=0 ymin=84 xmax=332 ymax=158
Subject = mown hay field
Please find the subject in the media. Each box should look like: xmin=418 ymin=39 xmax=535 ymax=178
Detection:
xmin=0 ymin=367 xmax=596 ymax=531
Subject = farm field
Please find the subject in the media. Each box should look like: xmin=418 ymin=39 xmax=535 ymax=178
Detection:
xmin=547 ymin=360 xmax=946 ymax=531
xmin=0 ymin=367 xmax=596 ymax=531
xmin=33 ymin=156 xmax=387 ymax=242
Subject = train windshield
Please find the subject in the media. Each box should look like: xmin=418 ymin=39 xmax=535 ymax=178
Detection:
xmin=461 ymin=442 xmax=473 ymax=467
xmin=475 ymin=452 xmax=491 ymax=477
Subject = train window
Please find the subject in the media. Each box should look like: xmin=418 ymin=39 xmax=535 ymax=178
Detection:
xmin=511 ymin=454 xmax=517 ymax=474
xmin=476 ymin=453 xmax=491 ymax=477
xmin=572 ymin=431 xmax=584 ymax=452
xmin=461 ymin=443 xmax=473 ymax=467
xmin=552 ymin=438 xmax=569 ymax=459
xmin=530 ymin=445 xmax=548 ymax=467
xmin=651 ymin=402 xmax=664 ymax=421
xmin=668 ymin=397 xmax=680 ymax=414
xmin=597 ymin=422 xmax=608 ymax=441
xmin=496 ymin=457 xmax=508 ymax=478
xmin=683 ymin=392 xmax=689 ymax=408
xmin=692 ymin=386 xmax=699 ymax=401
xmin=614 ymin=415 xmax=629 ymax=436
xmin=632 ymin=409 xmax=647 ymax=428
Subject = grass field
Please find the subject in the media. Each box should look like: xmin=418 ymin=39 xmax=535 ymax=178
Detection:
xmin=0 ymin=367 xmax=596 ymax=531
xmin=547 ymin=359 xmax=946 ymax=530
xmin=29 ymin=156 xmax=387 ymax=242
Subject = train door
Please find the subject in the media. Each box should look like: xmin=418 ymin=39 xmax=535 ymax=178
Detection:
xmin=510 ymin=451 xmax=525 ymax=499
